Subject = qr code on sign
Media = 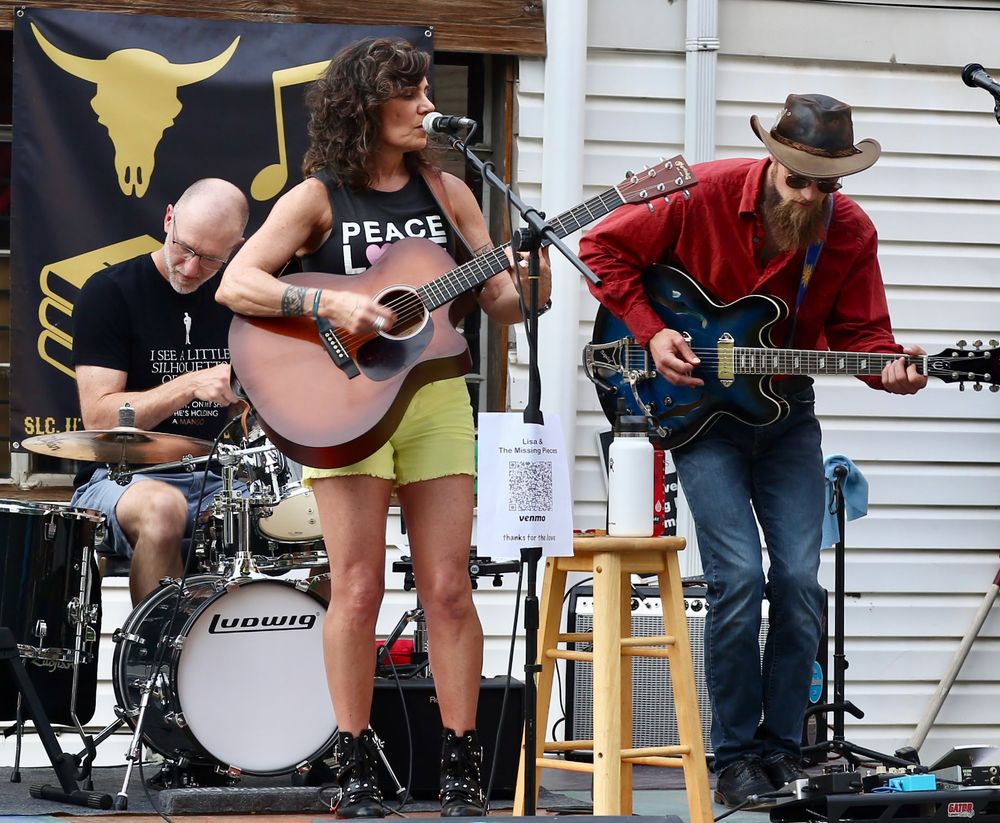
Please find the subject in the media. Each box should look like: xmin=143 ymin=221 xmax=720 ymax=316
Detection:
xmin=508 ymin=460 xmax=553 ymax=512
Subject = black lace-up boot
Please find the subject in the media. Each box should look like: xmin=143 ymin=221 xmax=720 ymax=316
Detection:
xmin=439 ymin=728 xmax=487 ymax=817
xmin=329 ymin=730 xmax=385 ymax=819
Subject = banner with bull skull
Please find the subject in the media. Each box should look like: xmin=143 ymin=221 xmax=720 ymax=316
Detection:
xmin=10 ymin=8 xmax=432 ymax=454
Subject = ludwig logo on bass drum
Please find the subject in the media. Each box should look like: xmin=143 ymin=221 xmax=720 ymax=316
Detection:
xmin=207 ymin=611 xmax=318 ymax=634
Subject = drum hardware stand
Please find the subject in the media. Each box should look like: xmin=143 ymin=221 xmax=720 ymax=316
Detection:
xmin=215 ymin=448 xmax=267 ymax=584
xmin=114 ymin=668 xmax=164 ymax=810
xmin=801 ymin=465 xmax=920 ymax=771
xmin=0 ymin=627 xmax=113 ymax=809
xmin=376 ymin=606 xmax=429 ymax=678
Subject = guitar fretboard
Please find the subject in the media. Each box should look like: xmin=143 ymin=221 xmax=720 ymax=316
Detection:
xmin=731 ymin=347 xmax=925 ymax=377
xmin=415 ymin=189 xmax=629 ymax=310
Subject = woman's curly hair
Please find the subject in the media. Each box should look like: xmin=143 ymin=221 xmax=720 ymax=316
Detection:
xmin=302 ymin=37 xmax=432 ymax=189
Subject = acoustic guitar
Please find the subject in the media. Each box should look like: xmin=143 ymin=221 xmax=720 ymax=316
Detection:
xmin=230 ymin=157 xmax=698 ymax=468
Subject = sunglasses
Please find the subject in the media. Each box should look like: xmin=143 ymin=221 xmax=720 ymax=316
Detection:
xmin=785 ymin=174 xmax=842 ymax=194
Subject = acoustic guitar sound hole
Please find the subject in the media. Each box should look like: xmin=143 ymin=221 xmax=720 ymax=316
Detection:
xmin=378 ymin=288 xmax=426 ymax=339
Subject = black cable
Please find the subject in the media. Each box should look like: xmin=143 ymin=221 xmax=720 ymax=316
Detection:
xmin=384 ymin=654 xmax=414 ymax=814
xmin=713 ymin=789 xmax=794 ymax=822
xmin=552 ymin=576 xmax=594 ymax=739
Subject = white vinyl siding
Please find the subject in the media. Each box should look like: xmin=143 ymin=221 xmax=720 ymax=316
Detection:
xmin=512 ymin=0 xmax=1000 ymax=766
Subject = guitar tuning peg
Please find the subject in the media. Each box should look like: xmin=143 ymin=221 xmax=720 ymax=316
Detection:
xmin=625 ymin=170 xmax=634 ymax=178
xmin=683 ymin=190 xmax=692 ymax=200
xmin=642 ymin=164 xmax=649 ymax=170
xmin=659 ymin=156 xmax=666 ymax=163
xmin=974 ymin=339 xmax=984 ymax=349
xmin=991 ymin=339 xmax=999 ymax=347
xmin=991 ymin=384 xmax=1000 ymax=392
xmin=957 ymin=339 xmax=968 ymax=349
xmin=959 ymin=382 xmax=966 ymax=391
xmin=646 ymin=202 xmax=655 ymax=213
xmin=974 ymin=382 xmax=983 ymax=391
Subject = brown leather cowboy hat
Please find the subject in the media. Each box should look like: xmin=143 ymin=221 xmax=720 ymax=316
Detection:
xmin=751 ymin=93 xmax=880 ymax=178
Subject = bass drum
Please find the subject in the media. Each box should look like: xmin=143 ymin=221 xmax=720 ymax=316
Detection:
xmin=112 ymin=575 xmax=336 ymax=775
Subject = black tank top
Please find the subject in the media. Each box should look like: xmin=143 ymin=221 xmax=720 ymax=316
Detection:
xmin=302 ymin=171 xmax=453 ymax=275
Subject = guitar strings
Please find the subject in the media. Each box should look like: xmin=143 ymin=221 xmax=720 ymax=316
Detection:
xmin=615 ymin=345 xmax=968 ymax=378
xmin=321 ymin=184 xmax=641 ymax=350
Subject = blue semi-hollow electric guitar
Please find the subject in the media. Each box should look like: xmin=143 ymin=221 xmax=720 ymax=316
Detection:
xmin=585 ymin=265 xmax=1000 ymax=450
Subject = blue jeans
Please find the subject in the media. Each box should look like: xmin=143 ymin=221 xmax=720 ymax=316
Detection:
xmin=672 ymin=384 xmax=825 ymax=769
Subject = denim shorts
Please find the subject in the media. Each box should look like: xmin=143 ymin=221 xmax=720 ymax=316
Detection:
xmin=302 ymin=377 xmax=475 ymax=486
xmin=71 ymin=468 xmax=227 ymax=558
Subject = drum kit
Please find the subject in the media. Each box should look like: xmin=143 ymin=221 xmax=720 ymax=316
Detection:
xmin=2 ymin=418 xmax=340 ymax=809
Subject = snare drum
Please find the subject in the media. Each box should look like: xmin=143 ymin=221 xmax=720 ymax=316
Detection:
xmin=113 ymin=575 xmax=336 ymax=774
xmin=255 ymin=483 xmax=322 ymax=543
xmin=0 ymin=500 xmax=104 ymax=724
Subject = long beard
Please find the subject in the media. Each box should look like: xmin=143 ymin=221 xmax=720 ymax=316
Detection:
xmin=763 ymin=179 xmax=829 ymax=251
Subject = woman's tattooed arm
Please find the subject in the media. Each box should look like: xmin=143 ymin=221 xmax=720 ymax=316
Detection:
xmin=281 ymin=285 xmax=308 ymax=316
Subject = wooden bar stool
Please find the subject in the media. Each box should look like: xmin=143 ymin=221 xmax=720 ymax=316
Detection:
xmin=514 ymin=535 xmax=712 ymax=823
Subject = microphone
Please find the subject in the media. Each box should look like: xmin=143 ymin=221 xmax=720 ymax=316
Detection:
xmin=422 ymin=112 xmax=476 ymax=134
xmin=962 ymin=63 xmax=1000 ymax=98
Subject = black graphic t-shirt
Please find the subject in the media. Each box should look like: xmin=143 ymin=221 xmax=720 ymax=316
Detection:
xmin=72 ymin=253 xmax=233 ymax=445
xmin=301 ymin=172 xmax=450 ymax=275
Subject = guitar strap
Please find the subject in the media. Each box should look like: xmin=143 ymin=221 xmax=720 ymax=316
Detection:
xmin=784 ymin=197 xmax=835 ymax=348
xmin=420 ymin=167 xmax=476 ymax=266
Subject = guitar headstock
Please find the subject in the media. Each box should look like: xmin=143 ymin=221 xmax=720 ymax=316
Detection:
xmin=928 ymin=339 xmax=1000 ymax=391
xmin=615 ymin=155 xmax=698 ymax=210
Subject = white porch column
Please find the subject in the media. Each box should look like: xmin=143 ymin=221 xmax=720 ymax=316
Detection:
xmin=537 ymin=0 xmax=588 ymax=461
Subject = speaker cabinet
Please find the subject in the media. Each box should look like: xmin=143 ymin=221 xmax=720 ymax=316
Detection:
xmin=370 ymin=675 xmax=524 ymax=798
xmin=565 ymin=586 xmax=827 ymax=754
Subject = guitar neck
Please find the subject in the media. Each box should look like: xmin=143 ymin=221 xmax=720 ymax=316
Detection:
xmin=419 ymin=188 xmax=627 ymax=310
xmin=732 ymin=347 xmax=923 ymax=377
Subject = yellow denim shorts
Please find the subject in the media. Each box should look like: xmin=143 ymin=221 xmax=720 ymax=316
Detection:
xmin=302 ymin=377 xmax=475 ymax=486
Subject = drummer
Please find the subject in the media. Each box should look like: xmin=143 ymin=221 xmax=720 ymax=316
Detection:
xmin=70 ymin=179 xmax=249 ymax=606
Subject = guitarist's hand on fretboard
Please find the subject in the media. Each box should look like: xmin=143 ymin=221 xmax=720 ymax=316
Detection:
xmin=649 ymin=327 xmax=704 ymax=388
xmin=881 ymin=343 xmax=929 ymax=395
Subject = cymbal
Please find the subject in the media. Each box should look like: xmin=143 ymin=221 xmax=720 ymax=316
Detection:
xmin=22 ymin=427 xmax=215 ymax=464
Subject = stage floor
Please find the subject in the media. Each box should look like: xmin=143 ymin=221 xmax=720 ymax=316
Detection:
xmin=0 ymin=763 xmax=748 ymax=822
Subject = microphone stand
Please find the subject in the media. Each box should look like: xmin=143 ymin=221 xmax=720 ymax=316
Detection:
xmin=439 ymin=123 xmax=600 ymax=815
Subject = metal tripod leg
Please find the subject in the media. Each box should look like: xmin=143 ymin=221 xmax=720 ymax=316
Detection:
xmin=116 ymin=672 xmax=160 ymax=810
xmin=11 ymin=693 xmax=23 ymax=782
xmin=368 ymin=727 xmax=406 ymax=800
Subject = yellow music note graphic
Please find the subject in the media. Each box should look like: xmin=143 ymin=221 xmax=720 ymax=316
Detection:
xmin=252 ymin=60 xmax=330 ymax=201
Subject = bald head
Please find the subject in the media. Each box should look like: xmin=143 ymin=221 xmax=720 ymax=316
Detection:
xmin=160 ymin=178 xmax=249 ymax=294
xmin=174 ymin=178 xmax=249 ymax=238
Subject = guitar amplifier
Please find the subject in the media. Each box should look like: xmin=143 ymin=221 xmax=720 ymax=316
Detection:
xmin=565 ymin=585 xmax=827 ymax=755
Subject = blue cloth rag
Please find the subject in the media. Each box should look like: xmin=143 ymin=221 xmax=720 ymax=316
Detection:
xmin=821 ymin=454 xmax=868 ymax=547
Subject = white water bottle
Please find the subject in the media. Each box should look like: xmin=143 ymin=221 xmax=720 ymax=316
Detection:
xmin=607 ymin=402 xmax=654 ymax=537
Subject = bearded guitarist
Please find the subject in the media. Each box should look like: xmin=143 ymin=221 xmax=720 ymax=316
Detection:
xmin=579 ymin=94 xmax=927 ymax=810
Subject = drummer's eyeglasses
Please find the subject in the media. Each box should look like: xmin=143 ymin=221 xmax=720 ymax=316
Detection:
xmin=171 ymin=214 xmax=230 ymax=274
xmin=785 ymin=174 xmax=843 ymax=194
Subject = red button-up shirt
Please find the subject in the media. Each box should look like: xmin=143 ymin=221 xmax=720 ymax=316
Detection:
xmin=579 ymin=157 xmax=902 ymax=388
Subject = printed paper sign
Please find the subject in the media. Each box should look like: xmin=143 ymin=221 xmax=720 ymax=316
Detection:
xmin=477 ymin=412 xmax=573 ymax=558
